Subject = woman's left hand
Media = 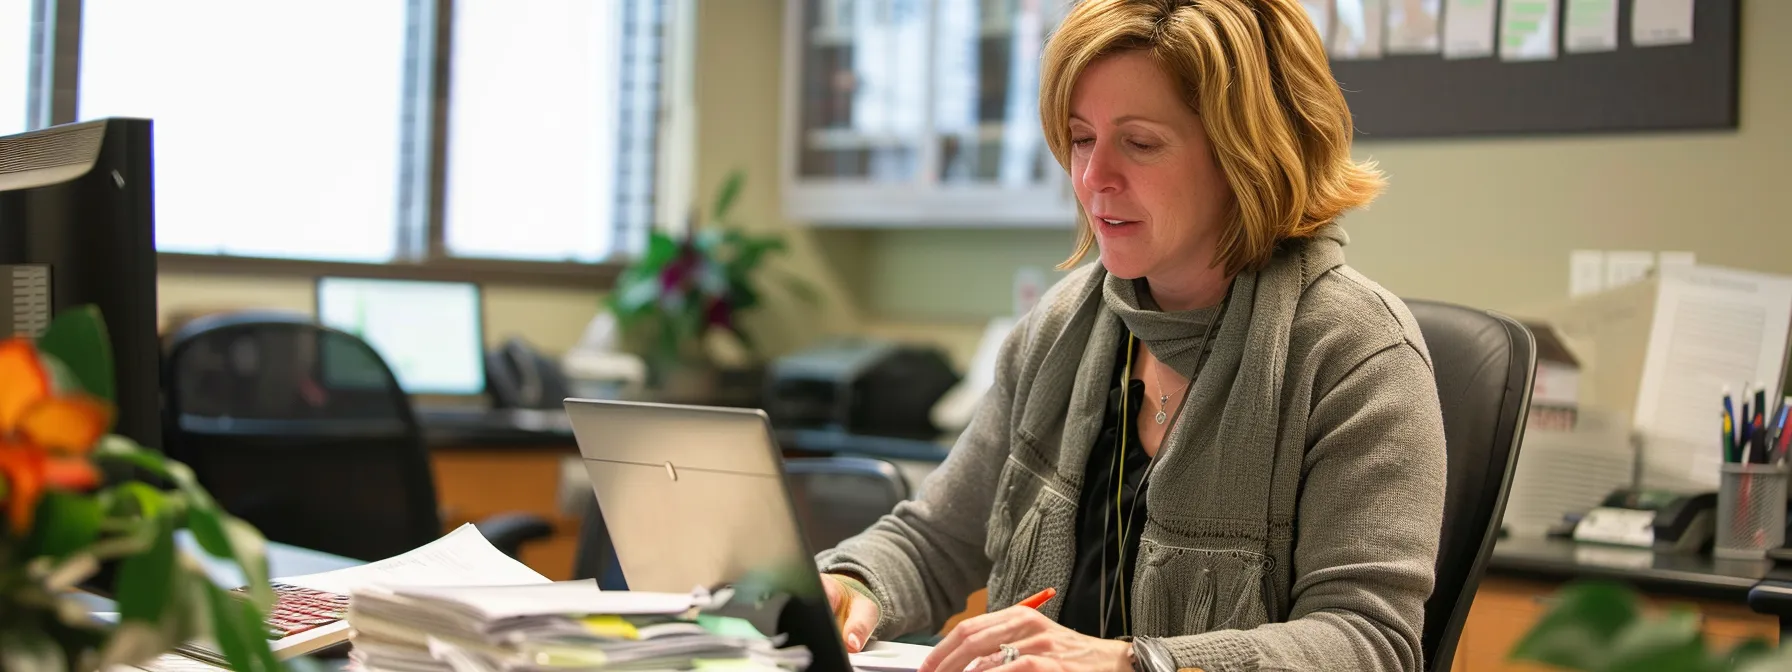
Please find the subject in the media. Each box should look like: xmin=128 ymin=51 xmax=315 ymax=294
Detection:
xmin=916 ymin=606 xmax=1132 ymax=672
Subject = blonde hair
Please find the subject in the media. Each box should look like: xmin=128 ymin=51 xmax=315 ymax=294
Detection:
xmin=1041 ymin=0 xmax=1384 ymax=275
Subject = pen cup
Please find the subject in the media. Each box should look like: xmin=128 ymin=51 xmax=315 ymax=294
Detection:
xmin=1714 ymin=462 xmax=1789 ymax=559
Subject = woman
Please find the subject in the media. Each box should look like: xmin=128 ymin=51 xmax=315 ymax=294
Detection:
xmin=817 ymin=1 xmax=1447 ymax=671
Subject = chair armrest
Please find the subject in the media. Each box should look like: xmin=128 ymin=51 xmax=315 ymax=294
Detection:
xmin=474 ymin=513 xmax=556 ymax=559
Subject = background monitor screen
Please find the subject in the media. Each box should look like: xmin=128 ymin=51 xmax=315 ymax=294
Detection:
xmin=316 ymin=277 xmax=485 ymax=396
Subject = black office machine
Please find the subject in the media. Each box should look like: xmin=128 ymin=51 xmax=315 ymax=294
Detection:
xmin=764 ymin=338 xmax=959 ymax=438
xmin=1571 ymin=488 xmax=1717 ymax=555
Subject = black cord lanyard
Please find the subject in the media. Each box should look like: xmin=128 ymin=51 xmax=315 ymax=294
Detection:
xmin=1094 ymin=293 xmax=1227 ymax=639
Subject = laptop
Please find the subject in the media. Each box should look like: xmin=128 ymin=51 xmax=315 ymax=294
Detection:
xmin=564 ymin=398 xmax=854 ymax=672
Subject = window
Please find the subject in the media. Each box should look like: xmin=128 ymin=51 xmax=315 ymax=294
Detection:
xmin=442 ymin=0 xmax=661 ymax=262
xmin=78 ymin=0 xmax=410 ymax=262
xmin=0 ymin=0 xmax=29 ymax=135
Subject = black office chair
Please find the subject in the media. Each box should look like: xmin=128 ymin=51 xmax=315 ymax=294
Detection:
xmin=1406 ymin=300 xmax=1536 ymax=672
xmin=161 ymin=311 xmax=553 ymax=562
xmin=785 ymin=456 xmax=912 ymax=552
xmin=569 ymin=455 xmax=912 ymax=589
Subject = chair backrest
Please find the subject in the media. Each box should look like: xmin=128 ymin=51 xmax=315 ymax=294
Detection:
xmin=784 ymin=456 xmax=911 ymax=552
xmin=1405 ymin=300 xmax=1536 ymax=672
xmin=570 ymin=455 xmax=912 ymax=589
xmin=161 ymin=311 xmax=443 ymax=562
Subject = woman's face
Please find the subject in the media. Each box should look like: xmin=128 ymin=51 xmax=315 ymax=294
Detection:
xmin=1067 ymin=50 xmax=1233 ymax=283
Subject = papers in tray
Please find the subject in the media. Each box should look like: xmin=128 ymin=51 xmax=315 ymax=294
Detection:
xmin=178 ymin=522 xmax=549 ymax=665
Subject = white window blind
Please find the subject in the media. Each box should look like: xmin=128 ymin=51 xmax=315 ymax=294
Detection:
xmin=78 ymin=0 xmax=410 ymax=262
xmin=0 ymin=0 xmax=30 ymax=135
xmin=443 ymin=0 xmax=662 ymax=263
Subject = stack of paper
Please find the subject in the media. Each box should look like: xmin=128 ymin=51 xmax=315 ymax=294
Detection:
xmin=175 ymin=523 xmax=552 ymax=665
xmin=345 ymin=580 xmax=812 ymax=672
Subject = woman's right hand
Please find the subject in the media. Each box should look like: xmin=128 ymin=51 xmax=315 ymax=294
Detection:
xmin=822 ymin=573 xmax=881 ymax=652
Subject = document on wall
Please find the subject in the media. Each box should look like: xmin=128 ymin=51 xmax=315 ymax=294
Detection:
xmin=1500 ymin=0 xmax=1559 ymax=62
xmin=1300 ymin=0 xmax=1333 ymax=45
xmin=1441 ymin=0 xmax=1497 ymax=59
xmin=1633 ymin=0 xmax=1695 ymax=47
xmin=1633 ymin=265 xmax=1792 ymax=488
xmin=1385 ymin=0 xmax=1441 ymax=54
xmin=1329 ymin=0 xmax=1384 ymax=60
xmin=1563 ymin=0 xmax=1618 ymax=53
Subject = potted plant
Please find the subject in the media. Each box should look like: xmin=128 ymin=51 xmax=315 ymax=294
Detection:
xmin=607 ymin=170 xmax=814 ymax=401
xmin=0 ymin=306 xmax=284 ymax=671
xmin=1510 ymin=580 xmax=1792 ymax=671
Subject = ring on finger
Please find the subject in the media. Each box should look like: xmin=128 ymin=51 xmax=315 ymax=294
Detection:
xmin=1000 ymin=644 xmax=1019 ymax=665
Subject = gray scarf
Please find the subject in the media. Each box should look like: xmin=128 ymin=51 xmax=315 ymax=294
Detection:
xmin=1040 ymin=227 xmax=1350 ymax=558
xmin=1101 ymin=276 xmax=1223 ymax=377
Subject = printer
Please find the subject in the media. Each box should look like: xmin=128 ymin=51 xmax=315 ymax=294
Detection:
xmin=764 ymin=338 xmax=960 ymax=439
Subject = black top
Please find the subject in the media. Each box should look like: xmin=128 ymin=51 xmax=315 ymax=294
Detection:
xmin=1059 ymin=334 xmax=1153 ymax=639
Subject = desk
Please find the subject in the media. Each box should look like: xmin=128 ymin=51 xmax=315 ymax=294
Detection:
xmin=420 ymin=409 xmax=954 ymax=581
xmin=1456 ymin=537 xmax=1780 ymax=671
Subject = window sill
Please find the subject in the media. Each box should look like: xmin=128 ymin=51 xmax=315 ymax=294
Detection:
xmin=158 ymin=252 xmax=623 ymax=290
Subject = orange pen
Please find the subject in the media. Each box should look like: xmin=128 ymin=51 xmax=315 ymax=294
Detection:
xmin=1018 ymin=587 xmax=1058 ymax=610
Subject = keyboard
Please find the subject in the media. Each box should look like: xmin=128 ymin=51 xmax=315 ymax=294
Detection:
xmin=261 ymin=582 xmax=350 ymax=640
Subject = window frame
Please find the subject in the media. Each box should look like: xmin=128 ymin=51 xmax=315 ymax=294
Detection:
xmin=23 ymin=0 xmax=673 ymax=289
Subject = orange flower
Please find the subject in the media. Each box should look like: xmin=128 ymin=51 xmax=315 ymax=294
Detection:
xmin=0 ymin=338 xmax=112 ymax=535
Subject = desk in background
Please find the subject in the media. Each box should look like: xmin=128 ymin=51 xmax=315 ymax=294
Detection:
xmin=420 ymin=409 xmax=952 ymax=580
xmin=1458 ymin=537 xmax=1779 ymax=671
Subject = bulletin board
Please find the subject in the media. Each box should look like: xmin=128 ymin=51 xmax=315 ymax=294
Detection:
xmin=1327 ymin=0 xmax=1741 ymax=139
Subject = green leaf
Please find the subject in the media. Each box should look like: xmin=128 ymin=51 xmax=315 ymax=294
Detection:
xmin=204 ymin=582 xmax=281 ymax=672
xmin=1728 ymin=638 xmax=1777 ymax=666
xmin=35 ymin=305 xmax=115 ymax=402
xmin=1604 ymin=609 xmax=1705 ymax=672
xmin=186 ymin=507 xmax=274 ymax=609
xmin=1510 ymin=581 xmax=1641 ymax=670
xmin=107 ymin=481 xmax=167 ymax=520
xmin=115 ymin=515 xmax=178 ymax=623
xmin=711 ymin=170 xmax=745 ymax=222
xmin=29 ymin=490 xmax=103 ymax=559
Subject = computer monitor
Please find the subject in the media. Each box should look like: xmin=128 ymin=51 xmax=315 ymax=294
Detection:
xmin=0 ymin=118 xmax=161 ymax=450
xmin=314 ymin=276 xmax=486 ymax=398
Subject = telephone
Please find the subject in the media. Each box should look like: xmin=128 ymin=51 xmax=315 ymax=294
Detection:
xmin=485 ymin=338 xmax=570 ymax=410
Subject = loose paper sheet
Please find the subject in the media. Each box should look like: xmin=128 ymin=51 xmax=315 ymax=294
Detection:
xmin=279 ymin=523 xmax=550 ymax=595
xmin=1633 ymin=0 xmax=1695 ymax=47
xmin=1330 ymin=0 xmax=1385 ymax=60
xmin=1563 ymin=0 xmax=1618 ymax=53
xmin=1500 ymin=0 xmax=1559 ymax=62
xmin=1441 ymin=0 xmax=1497 ymax=59
xmin=851 ymin=641 xmax=936 ymax=672
xmin=1385 ymin=0 xmax=1442 ymax=54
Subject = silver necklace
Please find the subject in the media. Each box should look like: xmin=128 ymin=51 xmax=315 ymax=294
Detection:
xmin=1151 ymin=368 xmax=1190 ymax=425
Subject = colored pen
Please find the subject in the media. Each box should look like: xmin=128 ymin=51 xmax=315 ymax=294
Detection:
xmin=1723 ymin=408 xmax=1737 ymax=463
xmin=1774 ymin=395 xmax=1792 ymax=464
xmin=1018 ymin=587 xmax=1058 ymax=610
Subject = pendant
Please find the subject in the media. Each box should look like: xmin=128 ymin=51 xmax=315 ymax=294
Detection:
xmin=1154 ymin=410 xmax=1168 ymax=425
